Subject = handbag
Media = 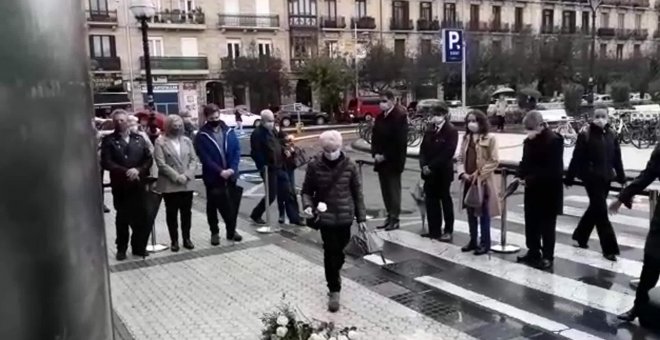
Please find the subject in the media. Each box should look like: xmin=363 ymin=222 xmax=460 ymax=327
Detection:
xmin=463 ymin=181 xmax=482 ymax=209
xmin=306 ymin=161 xmax=349 ymax=230
xmin=344 ymin=223 xmax=385 ymax=262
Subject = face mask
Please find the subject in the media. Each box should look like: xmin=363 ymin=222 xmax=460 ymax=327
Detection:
xmin=264 ymin=122 xmax=275 ymax=130
xmin=467 ymin=122 xmax=479 ymax=133
xmin=324 ymin=150 xmax=341 ymax=161
xmin=593 ymin=118 xmax=608 ymax=127
xmin=379 ymin=102 xmax=390 ymax=112
xmin=431 ymin=116 xmax=445 ymax=125
xmin=207 ymin=120 xmax=221 ymax=128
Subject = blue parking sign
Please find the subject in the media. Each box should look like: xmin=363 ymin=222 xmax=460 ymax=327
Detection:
xmin=442 ymin=29 xmax=464 ymax=63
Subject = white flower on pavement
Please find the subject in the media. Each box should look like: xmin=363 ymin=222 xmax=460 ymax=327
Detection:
xmin=347 ymin=331 xmax=360 ymax=339
xmin=317 ymin=202 xmax=327 ymax=212
xmin=338 ymin=335 xmax=348 ymax=340
xmin=276 ymin=315 xmax=289 ymax=326
xmin=276 ymin=326 xmax=288 ymax=337
xmin=308 ymin=334 xmax=323 ymax=340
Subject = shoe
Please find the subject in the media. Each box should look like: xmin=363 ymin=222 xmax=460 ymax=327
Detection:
xmin=473 ymin=247 xmax=489 ymax=256
xmin=171 ymin=242 xmax=180 ymax=252
xmin=116 ymin=252 xmax=127 ymax=261
xmin=516 ymin=252 xmax=540 ymax=264
xmin=461 ymin=243 xmax=477 ymax=252
xmin=439 ymin=233 xmax=453 ymax=243
xmin=384 ymin=222 xmax=400 ymax=231
xmin=420 ymin=233 xmax=436 ymax=238
xmin=574 ymin=242 xmax=589 ymax=249
xmin=278 ymin=216 xmax=285 ymax=224
xmin=376 ymin=222 xmax=390 ymax=230
xmin=132 ymin=250 xmax=149 ymax=258
xmin=327 ymin=292 xmax=340 ymax=313
xmin=228 ymin=232 xmax=243 ymax=242
xmin=617 ymin=308 xmax=638 ymax=322
xmin=535 ymin=259 xmax=553 ymax=270
xmin=604 ymin=254 xmax=618 ymax=262
xmin=183 ymin=239 xmax=195 ymax=250
xmin=103 ymin=205 xmax=111 ymax=213
xmin=211 ymin=233 xmax=220 ymax=246
xmin=292 ymin=221 xmax=306 ymax=227
xmin=251 ymin=215 xmax=266 ymax=225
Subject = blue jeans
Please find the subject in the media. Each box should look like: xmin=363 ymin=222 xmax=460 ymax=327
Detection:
xmin=277 ymin=169 xmax=300 ymax=223
xmin=466 ymin=188 xmax=491 ymax=250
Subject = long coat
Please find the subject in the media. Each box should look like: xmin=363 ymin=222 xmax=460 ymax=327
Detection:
xmin=154 ymin=135 xmax=198 ymax=193
xmin=371 ymin=105 xmax=408 ymax=174
xmin=457 ymin=133 xmax=501 ymax=217
xmin=419 ymin=121 xmax=459 ymax=183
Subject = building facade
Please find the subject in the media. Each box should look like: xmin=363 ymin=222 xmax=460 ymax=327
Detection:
xmin=86 ymin=0 xmax=660 ymax=114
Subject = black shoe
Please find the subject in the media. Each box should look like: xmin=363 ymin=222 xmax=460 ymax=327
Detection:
xmin=384 ymin=222 xmax=400 ymax=231
xmin=251 ymin=215 xmax=266 ymax=225
xmin=572 ymin=238 xmax=589 ymax=249
xmin=116 ymin=251 xmax=127 ymax=261
xmin=132 ymin=250 xmax=149 ymax=258
xmin=376 ymin=222 xmax=390 ymax=230
xmin=516 ymin=252 xmax=540 ymax=264
xmin=439 ymin=233 xmax=453 ymax=243
xmin=535 ymin=259 xmax=553 ymax=270
xmin=461 ymin=243 xmax=477 ymax=252
xmin=103 ymin=205 xmax=111 ymax=213
xmin=420 ymin=233 xmax=436 ymax=238
xmin=211 ymin=233 xmax=220 ymax=246
xmin=604 ymin=254 xmax=618 ymax=262
xmin=617 ymin=308 xmax=638 ymax=322
xmin=228 ymin=232 xmax=243 ymax=242
xmin=292 ymin=221 xmax=306 ymax=227
xmin=474 ymin=247 xmax=489 ymax=256
xmin=278 ymin=217 xmax=285 ymax=224
xmin=171 ymin=242 xmax=180 ymax=252
xmin=183 ymin=239 xmax=195 ymax=250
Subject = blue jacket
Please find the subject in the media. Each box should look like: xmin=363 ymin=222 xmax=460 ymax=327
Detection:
xmin=194 ymin=121 xmax=240 ymax=188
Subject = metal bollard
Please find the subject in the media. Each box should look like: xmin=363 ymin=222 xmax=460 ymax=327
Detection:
xmin=257 ymin=165 xmax=279 ymax=234
xmin=492 ymin=169 xmax=521 ymax=254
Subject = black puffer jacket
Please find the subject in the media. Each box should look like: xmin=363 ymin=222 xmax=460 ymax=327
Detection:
xmin=301 ymin=153 xmax=367 ymax=227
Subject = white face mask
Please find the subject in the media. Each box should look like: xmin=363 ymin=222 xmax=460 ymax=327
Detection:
xmin=379 ymin=102 xmax=390 ymax=112
xmin=593 ymin=118 xmax=608 ymax=128
xmin=431 ymin=115 xmax=445 ymax=125
xmin=467 ymin=122 xmax=479 ymax=133
xmin=324 ymin=150 xmax=341 ymax=161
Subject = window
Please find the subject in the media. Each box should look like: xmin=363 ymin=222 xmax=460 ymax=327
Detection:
xmin=444 ymin=3 xmax=456 ymax=24
xmin=356 ymin=0 xmax=366 ymax=18
xmin=258 ymin=39 xmax=273 ymax=57
xmin=327 ymin=0 xmax=337 ymax=18
xmin=600 ymin=43 xmax=607 ymax=57
xmin=542 ymin=9 xmax=554 ymax=31
xmin=325 ymin=40 xmax=338 ymax=57
xmin=420 ymin=39 xmax=432 ymax=55
xmin=394 ymin=39 xmax=405 ymax=58
xmin=616 ymin=43 xmax=623 ymax=60
xmin=582 ymin=11 xmax=589 ymax=34
xmin=89 ymin=35 xmax=116 ymax=57
xmin=470 ymin=5 xmax=480 ymax=26
xmin=180 ymin=37 xmax=198 ymax=57
xmin=289 ymin=0 xmax=316 ymax=15
xmin=392 ymin=1 xmax=409 ymax=23
xmin=515 ymin=7 xmax=523 ymax=31
xmin=89 ymin=0 xmax=108 ymax=11
xmin=178 ymin=0 xmax=193 ymax=12
xmin=601 ymin=12 xmax=609 ymax=28
xmin=634 ymin=44 xmax=641 ymax=58
xmin=635 ymin=13 xmax=642 ymax=30
xmin=562 ymin=11 xmax=576 ymax=32
xmin=148 ymin=37 xmax=164 ymax=56
xmin=226 ymin=39 xmax=241 ymax=58
xmin=420 ymin=2 xmax=432 ymax=21
xmin=618 ymin=13 xmax=625 ymax=29
xmin=292 ymin=36 xmax=314 ymax=58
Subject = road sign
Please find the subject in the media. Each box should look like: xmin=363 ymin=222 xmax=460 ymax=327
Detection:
xmin=442 ymin=29 xmax=464 ymax=63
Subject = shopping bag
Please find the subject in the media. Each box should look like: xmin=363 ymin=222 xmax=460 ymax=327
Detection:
xmin=344 ymin=223 xmax=385 ymax=262
xmin=463 ymin=182 xmax=482 ymax=209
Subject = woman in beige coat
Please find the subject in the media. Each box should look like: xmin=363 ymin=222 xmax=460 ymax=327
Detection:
xmin=154 ymin=115 xmax=198 ymax=252
xmin=457 ymin=110 xmax=500 ymax=255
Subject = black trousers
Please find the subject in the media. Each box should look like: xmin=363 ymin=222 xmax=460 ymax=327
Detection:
xmin=524 ymin=197 xmax=557 ymax=261
xmin=424 ymin=178 xmax=454 ymax=236
xmin=572 ymin=179 xmax=620 ymax=255
xmin=635 ymin=254 xmax=660 ymax=309
xmin=163 ymin=191 xmax=193 ymax=243
xmin=112 ymin=186 xmax=149 ymax=253
xmin=378 ymin=171 xmax=402 ymax=223
xmin=250 ymin=168 xmax=278 ymax=221
xmin=496 ymin=115 xmax=505 ymax=131
xmin=320 ymin=224 xmax=352 ymax=293
xmin=206 ymin=186 xmax=237 ymax=237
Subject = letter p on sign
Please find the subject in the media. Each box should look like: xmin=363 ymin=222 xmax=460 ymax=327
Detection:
xmin=442 ymin=29 xmax=464 ymax=63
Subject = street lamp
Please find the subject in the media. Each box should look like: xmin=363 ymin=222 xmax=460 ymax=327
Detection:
xmin=587 ymin=0 xmax=602 ymax=108
xmin=130 ymin=0 xmax=156 ymax=111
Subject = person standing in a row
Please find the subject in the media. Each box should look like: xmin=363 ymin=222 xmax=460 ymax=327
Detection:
xmin=278 ymin=133 xmax=303 ymax=225
xmin=372 ymin=90 xmax=408 ymax=231
xmin=516 ymin=111 xmax=564 ymax=270
xmin=419 ymin=101 xmax=458 ymax=242
xmin=101 ymin=110 xmax=153 ymax=260
xmin=154 ymin=115 xmax=198 ymax=252
xmin=566 ymin=108 xmax=625 ymax=261
xmin=250 ymin=109 xmax=282 ymax=225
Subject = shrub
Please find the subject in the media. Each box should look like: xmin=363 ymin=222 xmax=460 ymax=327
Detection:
xmin=610 ymin=81 xmax=631 ymax=105
xmin=563 ymin=84 xmax=584 ymax=117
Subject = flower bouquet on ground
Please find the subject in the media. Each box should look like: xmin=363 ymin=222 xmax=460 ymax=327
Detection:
xmin=260 ymin=295 xmax=360 ymax=340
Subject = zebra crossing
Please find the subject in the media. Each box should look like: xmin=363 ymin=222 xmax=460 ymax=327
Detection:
xmin=363 ymin=194 xmax=660 ymax=340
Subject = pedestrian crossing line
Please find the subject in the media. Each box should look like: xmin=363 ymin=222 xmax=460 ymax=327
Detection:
xmin=502 ymin=211 xmax=646 ymax=250
xmin=363 ymin=254 xmax=394 ymax=266
xmin=450 ymin=220 xmax=643 ymax=278
xmin=565 ymin=195 xmax=650 ymax=213
xmin=378 ymin=229 xmax=634 ymax=315
xmin=519 ymin=204 xmax=649 ymax=230
xmin=415 ymin=276 xmax=605 ymax=340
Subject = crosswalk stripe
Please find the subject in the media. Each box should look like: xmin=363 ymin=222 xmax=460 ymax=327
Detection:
xmin=565 ymin=195 xmax=650 ymax=213
xmin=519 ymin=204 xmax=649 ymax=230
xmin=379 ymin=229 xmax=634 ymax=315
xmin=415 ymin=276 xmax=606 ymax=340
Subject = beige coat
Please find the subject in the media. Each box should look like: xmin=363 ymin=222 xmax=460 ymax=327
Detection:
xmin=457 ymin=133 xmax=501 ymax=217
xmin=154 ymin=135 xmax=198 ymax=193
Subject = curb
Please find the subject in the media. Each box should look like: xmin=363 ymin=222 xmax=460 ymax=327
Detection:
xmin=293 ymin=130 xmax=356 ymax=142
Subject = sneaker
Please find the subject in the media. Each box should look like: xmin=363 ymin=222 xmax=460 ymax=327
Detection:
xmin=183 ymin=239 xmax=195 ymax=250
xmin=227 ymin=232 xmax=243 ymax=242
xmin=171 ymin=242 xmax=180 ymax=252
xmin=116 ymin=251 xmax=127 ymax=261
xmin=210 ymin=233 xmax=220 ymax=246
xmin=327 ymin=292 xmax=340 ymax=313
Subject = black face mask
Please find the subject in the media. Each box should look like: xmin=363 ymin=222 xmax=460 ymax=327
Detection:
xmin=208 ymin=120 xmax=221 ymax=128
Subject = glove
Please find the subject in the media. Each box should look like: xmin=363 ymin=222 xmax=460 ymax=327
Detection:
xmin=303 ymin=207 xmax=313 ymax=216
xmin=563 ymin=177 xmax=574 ymax=187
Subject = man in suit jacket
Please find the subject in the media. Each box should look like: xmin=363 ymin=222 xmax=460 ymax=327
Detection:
xmin=371 ymin=90 xmax=408 ymax=231
xmin=249 ymin=109 xmax=283 ymax=225
xmin=419 ymin=102 xmax=459 ymax=242
xmin=101 ymin=110 xmax=153 ymax=261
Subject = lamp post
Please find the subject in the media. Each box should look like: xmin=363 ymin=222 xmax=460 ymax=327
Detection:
xmin=588 ymin=0 xmax=602 ymax=108
xmin=130 ymin=0 xmax=156 ymax=111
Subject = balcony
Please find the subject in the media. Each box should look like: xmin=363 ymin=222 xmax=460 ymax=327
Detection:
xmin=289 ymin=15 xmax=318 ymax=29
xmin=351 ymin=16 xmax=376 ymax=30
xmin=560 ymin=25 xmax=578 ymax=34
xmin=91 ymin=57 xmax=121 ymax=72
xmin=441 ymin=20 xmax=463 ymax=29
xmin=320 ymin=16 xmax=346 ymax=29
xmin=632 ymin=28 xmax=648 ymax=40
xmin=290 ymin=58 xmax=309 ymax=72
xmin=86 ymin=10 xmax=118 ymax=27
xmin=467 ymin=21 xmax=489 ymax=32
xmin=597 ymin=27 xmax=616 ymax=37
xmin=632 ymin=0 xmax=650 ymax=6
xmin=512 ymin=24 xmax=532 ymax=33
xmin=489 ymin=21 xmax=509 ymax=33
xmin=218 ymin=14 xmax=280 ymax=31
xmin=615 ymin=28 xmax=632 ymax=39
xmin=149 ymin=9 xmax=206 ymax=30
xmin=602 ymin=0 xmax=624 ymax=6
xmin=140 ymin=56 xmax=209 ymax=75
xmin=417 ymin=19 xmax=440 ymax=31
xmin=540 ymin=25 xmax=558 ymax=34
xmin=390 ymin=18 xmax=414 ymax=31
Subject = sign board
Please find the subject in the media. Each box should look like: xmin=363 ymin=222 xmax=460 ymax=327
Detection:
xmin=140 ymin=84 xmax=178 ymax=93
xmin=442 ymin=29 xmax=464 ymax=63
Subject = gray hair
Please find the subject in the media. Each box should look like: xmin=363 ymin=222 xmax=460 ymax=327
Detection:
xmin=522 ymin=110 xmax=545 ymax=130
xmin=165 ymin=114 xmax=183 ymax=134
xmin=111 ymin=109 xmax=129 ymax=119
xmin=319 ymin=130 xmax=342 ymax=150
xmin=260 ymin=109 xmax=274 ymax=122
xmin=593 ymin=108 xmax=609 ymax=117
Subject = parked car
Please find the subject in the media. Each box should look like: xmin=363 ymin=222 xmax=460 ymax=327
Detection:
xmin=219 ymin=107 xmax=261 ymax=128
xmin=278 ymin=103 xmax=329 ymax=126
xmin=347 ymin=96 xmax=382 ymax=121
xmin=581 ymin=94 xmax=612 ymax=105
xmin=630 ymin=92 xmax=652 ymax=102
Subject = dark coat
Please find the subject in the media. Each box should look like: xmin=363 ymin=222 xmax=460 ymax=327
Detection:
xmin=194 ymin=121 xmax=241 ymax=188
xmin=517 ymin=129 xmax=564 ymax=214
xmin=101 ymin=131 xmax=153 ymax=190
xmin=250 ymin=125 xmax=283 ymax=171
xmin=419 ymin=121 xmax=459 ymax=182
xmin=619 ymin=144 xmax=660 ymax=261
xmin=566 ymin=123 xmax=625 ymax=184
xmin=371 ymin=105 xmax=408 ymax=174
xmin=301 ymin=154 xmax=367 ymax=227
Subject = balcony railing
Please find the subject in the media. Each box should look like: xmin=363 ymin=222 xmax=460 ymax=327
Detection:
xmin=467 ymin=21 xmax=489 ymax=32
xmin=632 ymin=0 xmax=650 ymax=6
xmin=351 ymin=16 xmax=376 ymax=29
xmin=140 ymin=56 xmax=208 ymax=70
xmin=615 ymin=28 xmax=633 ymax=39
xmin=560 ymin=25 xmax=578 ymax=34
xmin=321 ymin=16 xmax=346 ymax=29
xmin=91 ymin=57 xmax=121 ymax=72
xmin=441 ymin=20 xmax=463 ymax=29
xmin=512 ymin=23 xmax=532 ymax=33
xmin=540 ymin=25 xmax=558 ymax=34
xmin=632 ymin=28 xmax=649 ymax=40
xmin=390 ymin=18 xmax=414 ymax=30
xmin=218 ymin=14 xmax=280 ymax=29
xmin=150 ymin=10 xmax=205 ymax=25
xmin=597 ymin=27 xmax=616 ymax=37
xmin=289 ymin=15 xmax=318 ymax=28
xmin=86 ymin=10 xmax=118 ymax=23
xmin=417 ymin=19 xmax=440 ymax=31
xmin=290 ymin=58 xmax=309 ymax=71
xmin=489 ymin=21 xmax=509 ymax=33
